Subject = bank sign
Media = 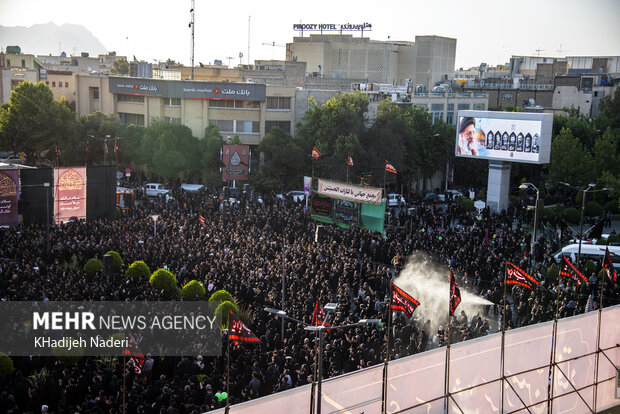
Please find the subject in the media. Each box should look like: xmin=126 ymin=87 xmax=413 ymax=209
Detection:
xmin=109 ymin=77 xmax=266 ymax=101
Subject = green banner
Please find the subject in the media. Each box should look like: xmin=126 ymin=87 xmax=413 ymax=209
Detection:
xmin=360 ymin=201 xmax=386 ymax=233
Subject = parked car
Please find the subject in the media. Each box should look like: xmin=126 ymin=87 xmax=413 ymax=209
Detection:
xmin=387 ymin=193 xmax=406 ymax=207
xmin=422 ymin=192 xmax=439 ymax=203
xmin=143 ymin=183 xmax=171 ymax=198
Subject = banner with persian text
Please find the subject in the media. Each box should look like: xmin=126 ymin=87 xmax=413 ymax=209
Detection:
xmin=54 ymin=167 xmax=87 ymax=224
xmin=317 ymin=179 xmax=382 ymax=205
xmin=0 ymin=170 xmax=20 ymax=227
xmin=334 ymin=199 xmax=359 ymax=228
xmin=222 ymin=145 xmax=249 ymax=181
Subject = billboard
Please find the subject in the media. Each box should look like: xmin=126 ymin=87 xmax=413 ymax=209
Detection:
xmin=0 ymin=170 xmax=20 ymax=227
xmin=317 ymin=179 xmax=383 ymax=205
xmin=54 ymin=167 xmax=87 ymax=224
xmin=455 ymin=110 xmax=553 ymax=164
xmin=222 ymin=145 xmax=249 ymax=181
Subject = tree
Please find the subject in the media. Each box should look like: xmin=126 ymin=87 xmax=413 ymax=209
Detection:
xmin=0 ymin=81 xmax=75 ymax=165
xmin=258 ymin=126 xmax=306 ymax=190
xmin=598 ymin=87 xmax=620 ymax=130
xmin=593 ymin=127 xmax=619 ymax=176
xmin=547 ymin=128 xmax=596 ymax=186
xmin=140 ymin=120 xmax=200 ymax=180
xmin=296 ymin=92 xmax=368 ymax=180
xmin=111 ymin=59 xmax=130 ymax=74
xmin=200 ymin=125 xmax=223 ymax=187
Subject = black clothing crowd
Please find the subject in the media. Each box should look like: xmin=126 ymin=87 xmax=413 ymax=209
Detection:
xmin=0 ymin=188 xmax=617 ymax=414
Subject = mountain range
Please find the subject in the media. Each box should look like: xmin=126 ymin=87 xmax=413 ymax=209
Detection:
xmin=0 ymin=22 xmax=107 ymax=56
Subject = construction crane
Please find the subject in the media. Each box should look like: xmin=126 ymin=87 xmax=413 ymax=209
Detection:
xmin=262 ymin=41 xmax=286 ymax=59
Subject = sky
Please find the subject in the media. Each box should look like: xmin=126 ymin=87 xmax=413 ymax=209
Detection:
xmin=1 ymin=0 xmax=619 ymax=71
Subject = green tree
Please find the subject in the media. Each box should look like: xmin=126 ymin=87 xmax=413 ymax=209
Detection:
xmin=0 ymin=81 xmax=75 ymax=164
xmin=181 ymin=280 xmax=206 ymax=300
xmin=149 ymin=268 xmax=179 ymax=297
xmin=140 ymin=120 xmax=200 ymax=180
xmin=84 ymin=258 xmax=103 ymax=280
xmin=124 ymin=260 xmax=150 ymax=280
xmin=258 ymin=126 xmax=305 ymax=190
xmin=547 ymin=128 xmax=596 ymax=186
xmin=111 ymin=59 xmax=130 ymax=74
xmin=296 ymin=92 xmax=368 ymax=180
xmin=593 ymin=127 xmax=619 ymax=176
xmin=598 ymin=87 xmax=620 ymax=130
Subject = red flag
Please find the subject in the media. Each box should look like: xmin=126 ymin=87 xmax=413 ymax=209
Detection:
xmin=104 ymin=138 xmax=109 ymax=154
xmin=390 ymin=283 xmax=420 ymax=318
xmin=199 ymin=215 xmax=206 ymax=226
xmin=55 ymin=138 xmax=61 ymax=156
xmin=228 ymin=310 xmax=260 ymax=345
xmin=449 ymin=271 xmax=461 ymax=317
xmin=603 ymin=248 xmax=617 ymax=283
xmin=312 ymin=147 xmax=321 ymax=159
xmin=311 ymin=298 xmax=332 ymax=329
xmin=560 ymin=255 xmax=587 ymax=286
xmin=114 ymin=136 xmax=119 ymax=153
xmin=385 ymin=160 xmax=397 ymax=174
xmin=347 ymin=156 xmax=354 ymax=167
xmin=506 ymin=261 xmax=539 ymax=290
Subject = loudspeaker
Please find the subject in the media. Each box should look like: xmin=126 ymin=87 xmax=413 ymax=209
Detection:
xmin=103 ymin=254 xmax=114 ymax=282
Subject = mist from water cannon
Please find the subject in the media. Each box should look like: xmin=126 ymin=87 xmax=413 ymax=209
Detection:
xmin=393 ymin=252 xmax=496 ymax=337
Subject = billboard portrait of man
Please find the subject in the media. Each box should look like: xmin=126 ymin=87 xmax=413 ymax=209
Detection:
xmin=457 ymin=117 xmax=479 ymax=155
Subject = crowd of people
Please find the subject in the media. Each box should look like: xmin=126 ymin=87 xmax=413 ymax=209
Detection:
xmin=0 ymin=185 xmax=617 ymax=413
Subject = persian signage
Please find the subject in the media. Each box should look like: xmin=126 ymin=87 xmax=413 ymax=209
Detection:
xmin=54 ymin=167 xmax=86 ymax=224
xmin=0 ymin=170 xmax=19 ymax=227
xmin=109 ymin=77 xmax=266 ymax=101
xmin=318 ymin=179 xmax=382 ymax=205
xmin=293 ymin=22 xmax=372 ymax=32
xmin=222 ymin=145 xmax=249 ymax=181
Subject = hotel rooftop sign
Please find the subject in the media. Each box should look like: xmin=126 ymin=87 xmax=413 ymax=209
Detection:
xmin=293 ymin=22 xmax=372 ymax=34
xmin=109 ymin=77 xmax=266 ymax=101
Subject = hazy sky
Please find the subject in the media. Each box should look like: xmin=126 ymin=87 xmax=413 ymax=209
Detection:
xmin=1 ymin=0 xmax=619 ymax=70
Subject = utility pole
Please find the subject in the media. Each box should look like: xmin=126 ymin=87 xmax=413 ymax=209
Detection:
xmin=190 ymin=0 xmax=195 ymax=80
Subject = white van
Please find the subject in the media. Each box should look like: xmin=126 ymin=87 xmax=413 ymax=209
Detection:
xmin=553 ymin=244 xmax=620 ymax=268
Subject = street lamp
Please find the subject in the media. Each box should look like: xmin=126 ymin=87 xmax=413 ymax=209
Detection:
xmin=559 ymin=182 xmax=609 ymax=271
xmin=519 ymin=183 xmax=539 ymax=268
xmin=265 ymin=305 xmax=381 ymax=414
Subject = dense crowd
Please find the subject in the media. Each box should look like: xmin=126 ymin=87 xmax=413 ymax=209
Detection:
xmin=0 ymin=186 xmax=617 ymax=413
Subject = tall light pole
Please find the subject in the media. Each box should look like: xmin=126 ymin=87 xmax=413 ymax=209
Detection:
xmin=265 ymin=306 xmax=381 ymax=414
xmin=559 ymin=182 xmax=608 ymax=271
xmin=519 ymin=183 xmax=539 ymax=268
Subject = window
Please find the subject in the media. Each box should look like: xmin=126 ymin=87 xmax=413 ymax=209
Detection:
xmin=21 ymin=59 xmax=26 ymax=68
xmin=164 ymin=97 xmax=181 ymax=106
xmin=446 ymin=112 xmax=454 ymax=125
xmin=431 ymin=103 xmax=444 ymax=111
xmin=59 ymin=82 xmax=62 ymax=88
xmin=209 ymin=120 xmax=234 ymax=132
xmin=119 ymin=112 xmax=145 ymax=126
xmin=266 ymin=97 xmax=291 ymax=110
xmin=164 ymin=117 xmax=181 ymax=124
xmin=432 ymin=112 xmax=443 ymax=124
xmin=65 ymin=82 xmax=69 ymax=87
xmin=52 ymin=82 xmax=56 ymax=87
xmin=90 ymin=87 xmax=100 ymax=101
xmin=457 ymin=103 xmax=470 ymax=110
xmin=45 ymin=81 xmax=49 ymax=85
xmin=236 ymin=120 xmax=260 ymax=133
xmin=447 ymin=104 xmax=454 ymax=111
xmin=265 ymin=121 xmax=291 ymax=134
xmin=117 ymin=94 xmax=144 ymax=103
xmin=6 ymin=59 xmax=9 ymax=67
xmin=209 ymin=120 xmax=259 ymax=133
xmin=209 ymin=100 xmax=260 ymax=109
xmin=502 ymin=93 xmax=513 ymax=100
xmin=473 ymin=103 xmax=486 ymax=110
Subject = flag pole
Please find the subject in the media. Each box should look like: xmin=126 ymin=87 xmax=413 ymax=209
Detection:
xmin=593 ymin=266 xmax=606 ymax=412
xmin=225 ymin=330 xmax=231 ymax=414
xmin=382 ymin=282 xmax=393 ymax=414
xmin=444 ymin=272 xmax=452 ymax=414
xmin=500 ymin=262 xmax=507 ymax=412
xmin=548 ymin=277 xmax=561 ymax=412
